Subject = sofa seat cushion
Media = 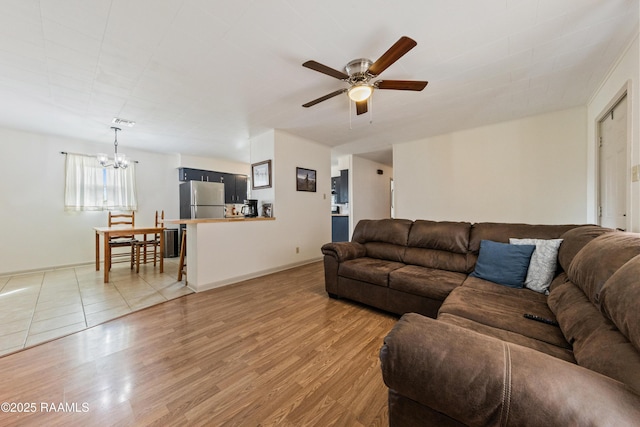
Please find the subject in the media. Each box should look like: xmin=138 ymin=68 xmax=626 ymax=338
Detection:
xmin=338 ymin=257 xmax=405 ymax=287
xmin=438 ymin=313 xmax=576 ymax=363
xmin=439 ymin=277 xmax=569 ymax=348
xmin=389 ymin=265 xmax=466 ymax=301
xmin=463 ymin=276 xmax=549 ymax=304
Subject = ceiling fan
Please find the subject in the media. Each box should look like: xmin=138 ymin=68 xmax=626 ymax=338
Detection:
xmin=302 ymin=36 xmax=428 ymax=115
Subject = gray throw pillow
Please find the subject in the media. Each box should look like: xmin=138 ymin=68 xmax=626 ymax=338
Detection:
xmin=509 ymin=238 xmax=563 ymax=294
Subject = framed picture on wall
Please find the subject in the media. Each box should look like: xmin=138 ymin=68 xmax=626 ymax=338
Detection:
xmin=252 ymin=160 xmax=272 ymax=189
xmin=296 ymin=167 xmax=316 ymax=192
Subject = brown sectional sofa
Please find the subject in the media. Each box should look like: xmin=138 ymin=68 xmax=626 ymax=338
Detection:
xmin=320 ymin=219 xmax=640 ymax=426
xmin=322 ymin=219 xmax=579 ymax=317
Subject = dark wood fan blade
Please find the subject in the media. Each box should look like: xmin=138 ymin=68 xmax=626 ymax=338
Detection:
xmin=376 ymin=80 xmax=428 ymax=91
xmin=368 ymin=36 xmax=417 ymax=76
xmin=302 ymin=89 xmax=347 ymax=108
xmin=302 ymin=60 xmax=349 ymax=80
xmin=356 ymin=100 xmax=368 ymax=115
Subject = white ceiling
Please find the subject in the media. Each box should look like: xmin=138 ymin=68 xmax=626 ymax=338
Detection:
xmin=0 ymin=0 xmax=637 ymax=166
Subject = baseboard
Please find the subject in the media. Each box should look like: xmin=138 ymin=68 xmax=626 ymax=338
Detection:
xmin=192 ymin=257 xmax=323 ymax=293
xmin=1 ymin=261 xmax=95 ymax=277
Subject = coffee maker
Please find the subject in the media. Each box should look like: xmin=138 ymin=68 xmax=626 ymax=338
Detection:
xmin=241 ymin=199 xmax=258 ymax=217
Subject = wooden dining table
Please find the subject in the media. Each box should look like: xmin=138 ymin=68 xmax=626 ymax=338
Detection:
xmin=94 ymin=225 xmax=165 ymax=283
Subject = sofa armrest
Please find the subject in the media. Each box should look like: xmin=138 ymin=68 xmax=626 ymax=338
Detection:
xmin=321 ymin=242 xmax=366 ymax=262
xmin=380 ymin=313 xmax=640 ymax=427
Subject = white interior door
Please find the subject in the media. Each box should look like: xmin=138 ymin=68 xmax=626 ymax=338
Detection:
xmin=598 ymin=95 xmax=628 ymax=231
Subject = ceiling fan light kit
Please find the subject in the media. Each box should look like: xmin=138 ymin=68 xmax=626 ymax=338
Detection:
xmin=348 ymin=84 xmax=373 ymax=102
xmin=302 ymin=36 xmax=428 ymax=116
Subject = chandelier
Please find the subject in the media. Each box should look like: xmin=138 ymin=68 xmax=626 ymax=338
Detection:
xmin=97 ymin=126 xmax=129 ymax=169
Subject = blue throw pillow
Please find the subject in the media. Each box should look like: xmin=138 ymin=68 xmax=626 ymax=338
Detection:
xmin=470 ymin=240 xmax=536 ymax=288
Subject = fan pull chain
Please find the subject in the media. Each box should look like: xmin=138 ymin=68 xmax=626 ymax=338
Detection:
xmin=369 ymin=97 xmax=373 ymax=124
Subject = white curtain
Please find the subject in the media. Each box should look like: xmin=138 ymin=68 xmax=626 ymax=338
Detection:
xmin=104 ymin=164 xmax=138 ymax=211
xmin=64 ymin=154 xmax=138 ymax=211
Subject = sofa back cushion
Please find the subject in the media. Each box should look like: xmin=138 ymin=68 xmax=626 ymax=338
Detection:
xmin=468 ymin=223 xmax=579 ymax=271
xmin=548 ymin=279 xmax=640 ymax=395
xmin=403 ymin=220 xmax=471 ymax=273
xmin=557 ymin=225 xmax=613 ymax=272
xmin=599 ymin=254 xmax=640 ymax=352
xmin=567 ymin=232 xmax=640 ymax=305
xmin=550 ymin=233 xmax=640 ymax=394
xmin=352 ymin=219 xmax=413 ymax=262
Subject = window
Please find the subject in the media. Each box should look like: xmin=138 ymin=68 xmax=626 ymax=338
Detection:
xmin=64 ymin=154 xmax=138 ymax=211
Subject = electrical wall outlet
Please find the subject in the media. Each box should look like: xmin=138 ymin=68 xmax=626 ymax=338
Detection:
xmin=296 ymin=247 xmax=300 ymax=254
xmin=632 ymin=165 xmax=640 ymax=182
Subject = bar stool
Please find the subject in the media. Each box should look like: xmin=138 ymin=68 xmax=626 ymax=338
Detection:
xmin=177 ymin=228 xmax=187 ymax=284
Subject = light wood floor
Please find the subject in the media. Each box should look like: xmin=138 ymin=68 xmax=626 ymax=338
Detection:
xmin=0 ymin=258 xmax=192 ymax=356
xmin=0 ymin=261 xmax=399 ymax=426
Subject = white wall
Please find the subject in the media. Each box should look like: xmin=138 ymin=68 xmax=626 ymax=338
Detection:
xmin=351 ymin=156 xmax=393 ymax=230
xmin=393 ymin=107 xmax=588 ymax=224
xmin=0 ymin=127 xmax=180 ymax=275
xmin=178 ymin=153 xmax=249 ymax=176
xmin=273 ymin=130 xmax=331 ymax=260
xmin=190 ymin=130 xmax=331 ymax=290
xmin=249 ymin=129 xmax=276 ymax=207
xmin=587 ymin=34 xmax=639 ymax=231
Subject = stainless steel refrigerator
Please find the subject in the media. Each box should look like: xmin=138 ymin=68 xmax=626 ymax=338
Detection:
xmin=179 ymin=181 xmax=225 ymax=219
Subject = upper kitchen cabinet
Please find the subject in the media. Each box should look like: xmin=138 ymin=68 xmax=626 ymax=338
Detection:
xmin=178 ymin=167 xmax=248 ymax=204
xmin=331 ymin=176 xmax=340 ymax=201
xmin=332 ymin=169 xmax=349 ymax=204
xmin=178 ymin=167 xmax=223 ymax=182
xmin=221 ymin=173 xmax=248 ymax=204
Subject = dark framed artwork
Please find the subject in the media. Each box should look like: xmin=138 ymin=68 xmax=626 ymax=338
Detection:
xmin=251 ymin=160 xmax=272 ymax=189
xmin=296 ymin=167 xmax=316 ymax=192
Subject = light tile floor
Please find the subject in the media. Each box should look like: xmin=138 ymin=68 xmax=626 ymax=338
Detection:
xmin=0 ymin=257 xmax=191 ymax=357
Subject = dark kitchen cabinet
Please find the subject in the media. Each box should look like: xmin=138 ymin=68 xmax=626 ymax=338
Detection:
xmin=332 ymin=216 xmax=349 ymax=242
xmin=332 ymin=169 xmax=349 ymax=204
xmin=178 ymin=167 xmax=247 ymax=204
xmin=178 ymin=167 xmax=223 ymax=183
xmin=339 ymin=169 xmax=349 ymax=203
xmin=331 ymin=177 xmax=340 ymax=200
xmin=221 ymin=173 xmax=248 ymax=204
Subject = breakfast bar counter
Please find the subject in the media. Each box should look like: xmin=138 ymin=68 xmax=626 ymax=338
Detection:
xmin=165 ymin=217 xmax=275 ymax=225
xmin=164 ymin=217 xmax=278 ymax=292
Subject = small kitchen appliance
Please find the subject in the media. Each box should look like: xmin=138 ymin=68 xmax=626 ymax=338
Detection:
xmin=241 ymin=199 xmax=258 ymax=217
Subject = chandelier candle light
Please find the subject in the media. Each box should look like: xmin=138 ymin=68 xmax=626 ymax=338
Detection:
xmin=98 ymin=126 xmax=129 ymax=169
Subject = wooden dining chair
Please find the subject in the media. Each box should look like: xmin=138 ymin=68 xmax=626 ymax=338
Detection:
xmin=132 ymin=210 xmax=164 ymax=273
xmin=108 ymin=211 xmax=136 ymax=268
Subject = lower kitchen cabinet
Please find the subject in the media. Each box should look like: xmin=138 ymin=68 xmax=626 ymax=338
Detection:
xmin=331 ymin=216 xmax=349 ymax=242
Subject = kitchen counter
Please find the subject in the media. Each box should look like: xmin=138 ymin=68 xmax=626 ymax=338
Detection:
xmin=165 ymin=217 xmax=275 ymax=225
xmin=331 ymin=214 xmax=349 ymax=217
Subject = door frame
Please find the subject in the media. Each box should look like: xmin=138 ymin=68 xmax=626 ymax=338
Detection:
xmin=594 ymin=81 xmax=632 ymax=231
